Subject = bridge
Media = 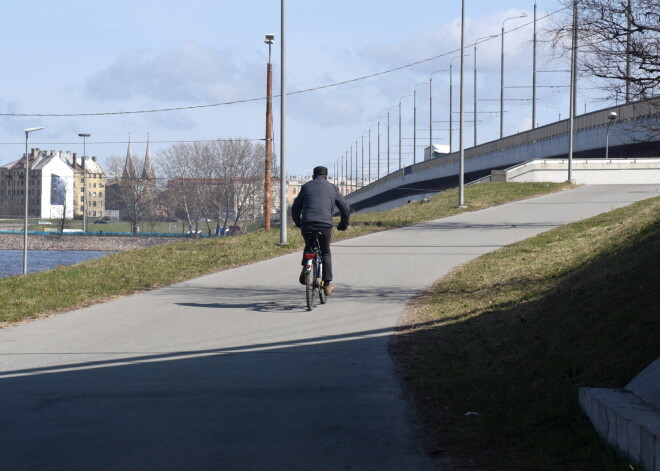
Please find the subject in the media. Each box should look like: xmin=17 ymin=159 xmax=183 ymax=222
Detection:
xmin=345 ymin=98 xmax=660 ymax=212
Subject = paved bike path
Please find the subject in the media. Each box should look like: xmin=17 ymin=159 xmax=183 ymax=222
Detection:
xmin=0 ymin=185 xmax=658 ymax=470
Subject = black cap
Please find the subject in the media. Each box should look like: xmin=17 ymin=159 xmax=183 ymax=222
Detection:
xmin=313 ymin=166 xmax=328 ymax=176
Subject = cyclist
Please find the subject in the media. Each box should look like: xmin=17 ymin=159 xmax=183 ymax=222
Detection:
xmin=291 ymin=165 xmax=350 ymax=296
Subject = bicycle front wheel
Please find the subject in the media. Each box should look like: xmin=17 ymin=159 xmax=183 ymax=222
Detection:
xmin=305 ymin=269 xmax=314 ymax=311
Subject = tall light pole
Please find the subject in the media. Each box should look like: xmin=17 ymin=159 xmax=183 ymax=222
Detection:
xmin=78 ymin=133 xmax=91 ymax=232
xmin=429 ymin=70 xmax=447 ymax=158
xmin=473 ymin=36 xmax=496 ymax=147
xmin=399 ymin=95 xmax=411 ymax=169
xmin=360 ymin=134 xmax=365 ymax=187
xmin=458 ymin=0 xmax=466 ymax=208
xmin=605 ymin=111 xmax=618 ymax=159
xmin=23 ymin=126 xmax=44 ymax=275
xmin=378 ymin=117 xmax=386 ymax=179
xmin=568 ymin=0 xmax=578 ymax=182
xmin=532 ymin=1 xmax=538 ymax=129
xmin=449 ymin=55 xmax=463 ymax=153
xmin=264 ymin=34 xmax=275 ymax=230
xmin=279 ymin=0 xmax=287 ymax=244
xmin=355 ymin=139 xmax=360 ymax=190
xmin=387 ymin=105 xmax=398 ymax=175
xmin=413 ymin=82 xmax=428 ymax=164
xmin=500 ymin=13 xmax=528 ymax=138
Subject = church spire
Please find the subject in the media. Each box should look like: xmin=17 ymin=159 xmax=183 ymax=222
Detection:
xmin=141 ymin=133 xmax=155 ymax=180
xmin=122 ymin=134 xmax=137 ymax=180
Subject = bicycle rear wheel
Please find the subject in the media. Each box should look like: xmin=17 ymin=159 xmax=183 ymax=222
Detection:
xmin=305 ymin=269 xmax=314 ymax=311
xmin=317 ymin=260 xmax=327 ymax=304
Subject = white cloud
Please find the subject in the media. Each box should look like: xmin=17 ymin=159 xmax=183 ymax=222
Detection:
xmin=85 ymin=42 xmax=261 ymax=104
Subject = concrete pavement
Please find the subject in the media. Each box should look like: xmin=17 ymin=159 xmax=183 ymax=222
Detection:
xmin=0 ymin=184 xmax=658 ymax=470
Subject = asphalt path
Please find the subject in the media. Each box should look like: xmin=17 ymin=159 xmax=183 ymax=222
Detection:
xmin=1 ymin=185 xmax=658 ymax=471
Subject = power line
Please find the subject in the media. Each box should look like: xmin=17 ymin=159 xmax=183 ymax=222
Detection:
xmin=0 ymin=8 xmax=566 ymax=119
xmin=0 ymin=138 xmax=265 ymax=146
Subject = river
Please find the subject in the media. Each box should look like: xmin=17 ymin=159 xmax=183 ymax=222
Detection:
xmin=0 ymin=250 xmax=116 ymax=279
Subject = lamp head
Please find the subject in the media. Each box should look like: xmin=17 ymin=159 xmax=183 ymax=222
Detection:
xmin=24 ymin=127 xmax=44 ymax=134
xmin=264 ymin=34 xmax=275 ymax=45
xmin=78 ymin=133 xmax=91 ymax=138
xmin=608 ymin=112 xmax=618 ymax=121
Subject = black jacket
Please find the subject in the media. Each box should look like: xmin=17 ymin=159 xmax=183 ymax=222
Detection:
xmin=291 ymin=177 xmax=350 ymax=229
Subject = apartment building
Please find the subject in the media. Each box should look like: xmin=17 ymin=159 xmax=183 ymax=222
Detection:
xmin=0 ymin=148 xmax=106 ymax=220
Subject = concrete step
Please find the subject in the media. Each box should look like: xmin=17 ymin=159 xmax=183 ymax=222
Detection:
xmin=580 ymin=386 xmax=660 ymax=471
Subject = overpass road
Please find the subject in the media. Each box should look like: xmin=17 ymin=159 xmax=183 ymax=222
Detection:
xmin=1 ymin=184 xmax=658 ymax=471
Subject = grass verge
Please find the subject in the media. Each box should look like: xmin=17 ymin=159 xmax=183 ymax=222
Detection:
xmin=391 ymin=195 xmax=660 ymax=470
xmin=0 ymin=182 xmax=571 ymax=326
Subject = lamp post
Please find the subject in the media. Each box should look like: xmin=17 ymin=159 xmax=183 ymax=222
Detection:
xmin=387 ymin=105 xmax=398 ymax=175
xmin=449 ymin=55 xmax=463 ymax=153
xmin=378 ymin=117 xmax=386 ymax=179
xmin=458 ymin=0 xmax=466 ymax=208
xmin=399 ymin=95 xmax=412 ymax=169
xmin=473 ymin=35 xmax=497 ymax=147
xmin=500 ymin=13 xmax=528 ymax=138
xmin=605 ymin=111 xmax=618 ymax=159
xmin=279 ymin=0 xmax=287 ymax=244
xmin=264 ymin=33 xmax=275 ymax=230
xmin=413 ymin=82 xmax=428 ymax=164
xmin=368 ymin=124 xmax=377 ymax=183
xmin=78 ymin=133 xmax=91 ymax=232
xmin=23 ymin=126 xmax=44 ymax=275
xmin=429 ymin=69 xmax=447 ymax=158
xmin=361 ymin=134 xmax=365 ymax=187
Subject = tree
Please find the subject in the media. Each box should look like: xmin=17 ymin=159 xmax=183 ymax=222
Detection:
xmin=105 ymin=155 xmax=157 ymax=234
xmin=157 ymin=138 xmax=266 ymax=236
xmin=547 ymin=0 xmax=660 ymax=102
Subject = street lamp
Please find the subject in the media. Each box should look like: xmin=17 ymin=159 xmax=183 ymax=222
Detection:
xmin=449 ymin=55 xmax=464 ymax=153
xmin=413 ymin=82 xmax=428 ymax=164
xmin=605 ymin=111 xmax=618 ymax=159
xmin=23 ymin=126 xmax=45 ymax=275
xmin=399 ymin=94 xmax=412 ymax=170
xmin=473 ymin=35 xmax=497 ymax=147
xmin=429 ymin=69 xmax=447 ymax=157
xmin=387 ymin=105 xmax=398 ymax=175
xmin=78 ymin=133 xmax=91 ymax=232
xmin=500 ymin=13 xmax=528 ymax=138
xmin=264 ymin=34 xmax=275 ymax=230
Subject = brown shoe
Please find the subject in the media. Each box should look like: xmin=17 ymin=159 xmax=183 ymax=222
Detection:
xmin=324 ymin=284 xmax=335 ymax=296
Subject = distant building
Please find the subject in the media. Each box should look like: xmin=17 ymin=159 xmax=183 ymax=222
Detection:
xmin=0 ymin=148 xmax=106 ymax=220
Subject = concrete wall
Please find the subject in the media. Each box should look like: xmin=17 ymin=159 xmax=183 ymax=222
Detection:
xmin=496 ymin=158 xmax=660 ymax=184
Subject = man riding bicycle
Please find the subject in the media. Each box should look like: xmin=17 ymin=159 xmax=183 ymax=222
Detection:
xmin=291 ymin=166 xmax=350 ymax=296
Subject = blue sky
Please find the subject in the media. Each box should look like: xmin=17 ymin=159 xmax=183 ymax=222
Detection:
xmin=0 ymin=0 xmax=599 ymax=177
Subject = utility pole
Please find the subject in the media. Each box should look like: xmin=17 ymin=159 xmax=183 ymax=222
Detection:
xmin=264 ymin=34 xmax=275 ymax=230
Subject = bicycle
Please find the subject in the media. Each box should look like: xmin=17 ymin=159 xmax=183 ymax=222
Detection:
xmin=302 ymin=231 xmax=327 ymax=311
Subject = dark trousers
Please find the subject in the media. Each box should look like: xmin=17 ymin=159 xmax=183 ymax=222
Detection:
xmin=301 ymin=226 xmax=334 ymax=282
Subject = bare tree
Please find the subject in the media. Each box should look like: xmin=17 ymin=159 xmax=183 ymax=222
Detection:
xmin=547 ymin=0 xmax=660 ymax=101
xmin=157 ymin=138 xmax=266 ymax=236
xmin=105 ymin=155 xmax=155 ymax=234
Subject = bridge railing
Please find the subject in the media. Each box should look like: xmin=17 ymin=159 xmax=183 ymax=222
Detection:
xmin=349 ymin=98 xmax=660 ymax=199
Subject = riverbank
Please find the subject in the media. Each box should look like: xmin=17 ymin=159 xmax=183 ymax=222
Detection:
xmin=0 ymin=233 xmax=188 ymax=252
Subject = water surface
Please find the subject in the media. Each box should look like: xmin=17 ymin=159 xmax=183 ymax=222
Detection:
xmin=0 ymin=250 xmax=115 ymax=278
